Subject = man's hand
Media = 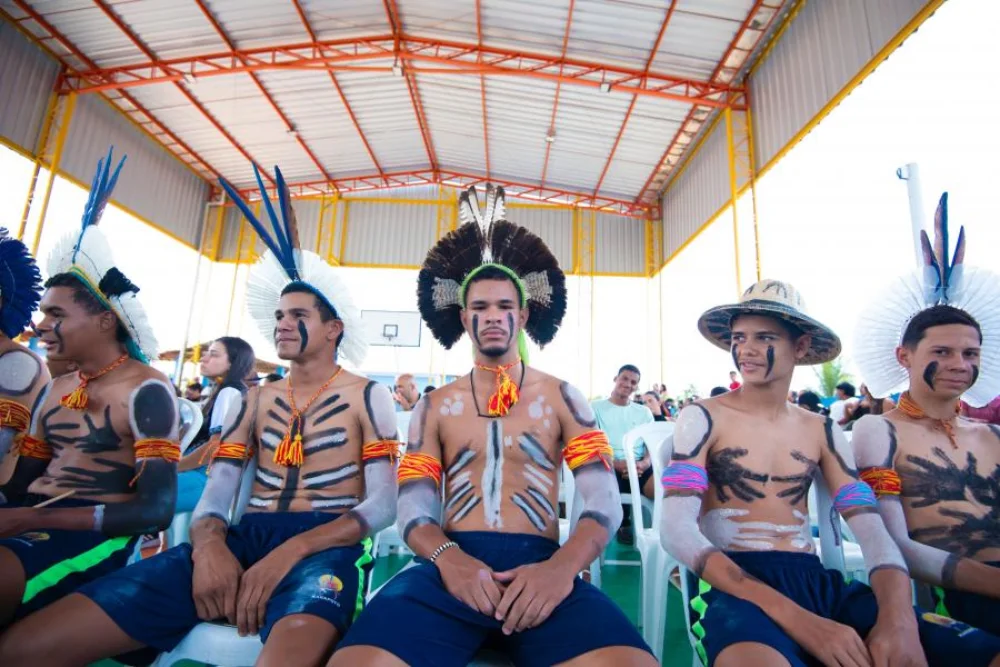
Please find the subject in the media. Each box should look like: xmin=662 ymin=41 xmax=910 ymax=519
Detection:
xmin=436 ymin=547 xmax=503 ymax=617
xmin=493 ymin=560 xmax=575 ymax=635
xmin=866 ymin=614 xmax=927 ymax=667
xmin=191 ymin=540 xmax=243 ymax=625
xmin=235 ymin=541 xmax=303 ymax=636
xmin=780 ymin=609 xmax=872 ymax=667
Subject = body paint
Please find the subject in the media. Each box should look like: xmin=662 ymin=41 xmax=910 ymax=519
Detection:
xmin=700 ymin=507 xmax=813 ymax=552
xmin=471 ymin=313 xmax=481 ymax=346
xmin=765 ymin=345 xmax=775 ymax=378
xmin=971 ymin=364 xmax=980 ymax=387
xmin=53 ymin=322 xmax=65 ymax=354
xmin=923 ymin=361 xmax=939 ymax=391
xmin=512 ymin=492 xmax=546 ymax=531
xmin=481 ymin=420 xmax=504 ymax=528
xmin=297 ymin=320 xmax=309 ymax=355
xmin=506 ymin=313 xmax=515 ymax=347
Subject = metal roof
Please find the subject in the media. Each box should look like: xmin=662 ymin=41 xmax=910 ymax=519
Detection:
xmin=1 ymin=0 xmax=790 ymax=216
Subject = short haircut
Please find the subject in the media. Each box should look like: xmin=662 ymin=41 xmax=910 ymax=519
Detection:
xmin=280 ymin=284 xmax=344 ymax=348
xmin=901 ymin=304 xmax=982 ymax=349
xmin=44 ymin=273 xmax=129 ymax=343
xmin=710 ymin=386 xmax=728 ymax=397
xmin=836 ymin=382 xmax=856 ymax=398
xmin=464 ymin=265 xmax=524 ymax=303
xmin=617 ymin=364 xmax=640 ymax=377
xmin=798 ymin=390 xmax=822 ymax=412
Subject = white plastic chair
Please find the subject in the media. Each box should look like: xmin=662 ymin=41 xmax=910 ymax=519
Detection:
xmin=165 ymin=398 xmax=204 ymax=547
xmin=622 ymin=424 xmax=674 ymax=658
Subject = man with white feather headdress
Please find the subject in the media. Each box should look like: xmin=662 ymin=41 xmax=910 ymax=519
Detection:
xmin=0 ymin=149 xmax=180 ymax=633
xmin=852 ymin=193 xmax=1000 ymax=640
xmin=332 ymin=186 xmax=655 ymax=667
xmin=0 ymin=163 xmax=399 ymax=667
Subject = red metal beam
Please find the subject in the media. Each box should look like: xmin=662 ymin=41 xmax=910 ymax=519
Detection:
xmin=475 ymin=0 xmax=490 ymax=179
xmin=539 ymin=0 xmax=575 ymax=190
xmin=383 ymin=0 xmax=439 ymax=175
xmin=290 ymin=0 xmax=386 ymax=183
xmin=9 ymin=0 xmax=219 ymax=182
xmin=90 ymin=0 xmax=275 ymax=186
xmin=59 ymin=35 xmax=738 ymax=107
xmin=635 ymin=0 xmax=782 ymax=205
xmin=592 ymin=1 xmax=677 ymax=197
xmin=193 ymin=0 xmax=335 ymax=189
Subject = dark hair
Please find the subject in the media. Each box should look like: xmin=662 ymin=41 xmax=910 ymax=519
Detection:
xmin=836 ymin=382 xmax=856 ymax=398
xmin=194 ymin=337 xmax=256 ymax=445
xmin=798 ymin=390 xmax=822 ymax=413
xmin=280 ymin=284 xmax=344 ymax=349
xmin=464 ymin=265 xmax=525 ymax=303
xmin=731 ymin=313 xmax=804 ymax=341
xmin=617 ymin=364 xmax=641 ymax=377
xmin=423 ymin=385 xmax=436 ymax=394
xmin=185 ymin=382 xmax=202 ymax=392
xmin=44 ymin=273 xmax=129 ymax=343
xmin=901 ymin=305 xmax=983 ymax=349
xmin=710 ymin=386 xmax=728 ymax=397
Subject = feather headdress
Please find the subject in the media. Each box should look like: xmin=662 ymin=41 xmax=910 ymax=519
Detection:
xmin=219 ymin=165 xmax=367 ymax=367
xmin=417 ymin=184 xmax=567 ymax=351
xmin=854 ymin=193 xmax=1000 ymax=406
xmin=46 ymin=148 xmax=157 ymax=362
xmin=0 ymin=228 xmax=43 ymax=339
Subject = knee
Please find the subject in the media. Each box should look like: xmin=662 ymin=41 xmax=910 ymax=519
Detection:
xmin=715 ymin=642 xmax=791 ymax=667
xmin=257 ymin=615 xmax=339 ymax=667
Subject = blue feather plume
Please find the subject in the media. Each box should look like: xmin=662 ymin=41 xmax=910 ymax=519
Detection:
xmin=919 ymin=192 xmax=966 ymax=304
xmin=74 ymin=147 xmax=127 ymax=263
xmin=0 ymin=228 xmax=43 ymax=338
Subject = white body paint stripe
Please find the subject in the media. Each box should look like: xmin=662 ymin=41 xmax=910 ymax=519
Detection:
xmin=302 ymin=464 xmax=360 ymax=488
xmin=248 ymin=497 xmax=273 ymax=508
xmin=311 ymin=497 xmax=359 ymax=509
xmin=255 ymin=469 xmax=283 ymax=487
xmin=481 ymin=421 xmax=504 ymax=529
xmin=448 ymin=470 xmax=472 ymax=492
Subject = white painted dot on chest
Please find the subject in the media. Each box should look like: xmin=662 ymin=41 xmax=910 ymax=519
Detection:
xmin=439 ymin=394 xmax=465 ymax=417
xmin=528 ymin=395 xmax=546 ymax=420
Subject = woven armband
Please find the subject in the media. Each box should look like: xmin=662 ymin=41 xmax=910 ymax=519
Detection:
xmin=0 ymin=400 xmax=30 ymax=433
xmin=130 ymin=439 xmax=181 ymax=486
xmin=213 ymin=442 xmax=252 ymax=462
xmin=563 ymin=430 xmax=613 ymax=471
xmin=661 ymin=462 xmax=709 ymax=495
xmin=833 ymin=481 xmax=877 ymax=514
xmin=363 ymin=439 xmax=400 ymax=464
xmin=397 ymin=452 xmax=442 ymax=487
xmin=859 ymin=467 xmax=901 ymax=498
xmin=18 ymin=435 xmax=52 ymax=461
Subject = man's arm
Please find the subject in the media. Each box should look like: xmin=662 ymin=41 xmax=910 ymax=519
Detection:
xmin=0 ymin=349 xmax=49 ymax=463
xmin=0 ymin=381 xmax=52 ymax=504
xmin=854 ymin=415 xmax=1000 ymax=598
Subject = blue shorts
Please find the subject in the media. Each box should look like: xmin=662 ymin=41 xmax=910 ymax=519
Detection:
xmin=689 ymin=551 xmax=1000 ymax=667
xmin=340 ymin=531 xmax=651 ymax=667
xmin=0 ymin=496 xmax=137 ymax=622
xmin=934 ymin=560 xmax=1000 ymax=636
xmin=78 ymin=511 xmax=373 ymax=651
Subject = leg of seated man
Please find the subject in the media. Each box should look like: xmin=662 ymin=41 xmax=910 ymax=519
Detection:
xmin=0 ymin=548 xmax=25 ymax=625
xmin=556 ymin=646 xmax=658 ymax=667
xmin=257 ymin=614 xmax=339 ymax=667
xmin=0 ymin=593 xmax=144 ymax=667
xmin=328 ymin=646 xmax=408 ymax=667
xmin=713 ymin=642 xmax=793 ymax=667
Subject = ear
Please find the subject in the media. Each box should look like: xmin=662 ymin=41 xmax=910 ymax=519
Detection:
xmin=794 ymin=334 xmax=812 ymax=361
xmin=518 ymin=303 xmax=529 ymax=329
xmin=326 ymin=318 xmax=344 ymax=342
xmin=895 ymin=345 xmax=912 ymax=369
xmin=459 ymin=307 xmax=470 ymax=332
xmin=98 ymin=310 xmax=117 ymax=333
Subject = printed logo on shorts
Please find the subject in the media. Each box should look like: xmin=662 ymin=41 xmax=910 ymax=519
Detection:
xmin=921 ymin=612 xmax=976 ymax=638
xmin=317 ymin=574 xmax=344 ymax=599
xmin=12 ymin=532 xmax=50 ymax=546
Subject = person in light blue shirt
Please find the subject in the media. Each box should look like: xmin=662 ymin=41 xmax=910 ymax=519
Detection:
xmin=591 ymin=364 xmax=654 ymax=544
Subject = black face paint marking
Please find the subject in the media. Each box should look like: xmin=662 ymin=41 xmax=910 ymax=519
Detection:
xmin=971 ymin=364 xmax=980 ymax=387
xmin=297 ymin=320 xmax=309 ymax=355
xmin=471 ymin=313 xmax=481 ymax=346
xmin=133 ymin=382 xmax=176 ymax=438
xmin=272 ymin=326 xmax=278 ymax=344
xmin=731 ymin=345 xmax=739 ymax=372
xmin=923 ymin=361 xmax=939 ymax=391
xmin=506 ymin=313 xmax=514 ymax=346
xmin=765 ymin=345 xmax=775 ymax=378
xmin=53 ymin=322 xmax=65 ymax=354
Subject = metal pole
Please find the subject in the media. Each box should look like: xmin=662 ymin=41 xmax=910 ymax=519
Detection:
xmin=896 ymin=163 xmax=926 ymax=265
xmin=31 ymin=93 xmax=77 ymax=256
xmin=175 ymin=197 xmax=215 ymax=387
xmin=724 ymin=106 xmax=742 ymax=295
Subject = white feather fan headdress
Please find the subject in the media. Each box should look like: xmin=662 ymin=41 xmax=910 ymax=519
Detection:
xmin=854 ymin=193 xmax=1000 ymax=407
xmin=219 ymin=165 xmax=367 ymax=367
xmin=46 ymin=148 xmax=158 ymax=363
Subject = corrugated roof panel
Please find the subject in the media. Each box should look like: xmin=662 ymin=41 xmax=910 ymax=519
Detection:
xmin=59 ymin=93 xmax=208 ymax=246
xmin=343 ymin=200 xmax=437 ymax=267
xmin=420 ymin=75 xmax=488 ymax=172
xmin=595 ymin=212 xmax=645 ymax=275
xmin=649 ymin=3 xmax=751 ymax=79
xmin=203 ymin=0 xmax=310 ymax=49
xmin=109 ymin=0 xmax=227 ymax=64
xmin=26 ymin=1 xmax=142 ymax=67
xmin=564 ymin=0 xmax=664 ymax=70
xmin=483 ymin=77 xmax=555 ymax=181
xmin=300 ymin=0 xmax=392 ymax=40
xmin=0 ymin=18 xmax=59 ymax=153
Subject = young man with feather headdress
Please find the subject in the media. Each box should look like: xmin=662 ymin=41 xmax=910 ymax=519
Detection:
xmin=853 ymin=193 xmax=1000 ymax=638
xmin=331 ymin=186 xmax=655 ymax=667
xmin=0 ymin=164 xmax=398 ymax=667
xmin=0 ymin=150 xmax=179 ymax=632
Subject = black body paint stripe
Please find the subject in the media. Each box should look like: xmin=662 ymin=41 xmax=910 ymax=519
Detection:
xmin=445 ymin=482 xmax=474 ymax=511
xmin=0 ymin=350 xmax=41 ymax=397
xmin=559 ymin=382 xmax=597 ymax=428
xmin=451 ymin=494 xmax=481 ymax=522
xmin=133 ymin=382 xmax=176 ymax=438
xmin=868 ymin=564 xmax=909 ymax=578
xmin=407 ymin=396 xmax=429 ymax=452
xmin=579 ymin=510 xmax=612 ymax=533
xmin=525 ymin=487 xmax=556 ymax=519
xmin=222 ymin=399 xmax=248 ymax=441
xmin=446 ymin=447 xmax=476 ymax=477
xmin=942 ymin=553 xmax=961 ymax=587
xmin=824 ymin=418 xmax=857 ymax=477
xmin=512 ymin=493 xmax=546 ymax=531
xmin=402 ymin=516 xmax=438 ymax=543
xmin=363 ymin=381 xmax=391 ymax=439
xmin=265 ymin=409 xmax=286 ymax=425
xmin=885 ymin=421 xmax=899 ymax=467
xmin=673 ymin=404 xmax=713 ymax=461
xmin=277 ymin=467 xmax=300 ymax=511
xmin=274 ymin=397 xmax=291 ymax=413
xmin=254 ymin=470 xmax=282 ymax=490
xmin=518 ymin=434 xmax=555 ymax=470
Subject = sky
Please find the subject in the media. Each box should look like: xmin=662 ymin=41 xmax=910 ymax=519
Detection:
xmin=0 ymin=0 xmax=996 ymax=399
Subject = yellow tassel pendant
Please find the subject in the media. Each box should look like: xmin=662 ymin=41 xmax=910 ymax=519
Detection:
xmin=273 ymin=429 xmax=305 ymax=467
xmin=60 ymin=384 xmax=89 ymax=411
xmin=487 ymin=374 xmax=520 ymax=417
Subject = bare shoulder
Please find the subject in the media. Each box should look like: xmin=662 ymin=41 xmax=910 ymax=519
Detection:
xmin=339 ymin=369 xmax=374 ymax=392
xmin=0 ymin=345 xmax=44 ymax=394
xmin=129 ymin=362 xmax=172 ymax=388
xmin=965 ymin=418 xmax=1000 ymax=444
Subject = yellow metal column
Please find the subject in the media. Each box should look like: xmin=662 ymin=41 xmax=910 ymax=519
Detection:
xmin=724 ymin=106 xmax=743 ymax=295
xmin=30 ymin=93 xmax=77 ymax=255
xmin=338 ymin=201 xmax=351 ymax=265
xmin=724 ymin=94 xmax=762 ymax=292
xmin=17 ymin=87 xmax=61 ymax=240
xmin=225 ymin=215 xmax=248 ymax=334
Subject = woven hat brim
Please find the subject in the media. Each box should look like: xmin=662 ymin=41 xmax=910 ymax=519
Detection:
xmin=697 ymin=300 xmax=842 ymax=365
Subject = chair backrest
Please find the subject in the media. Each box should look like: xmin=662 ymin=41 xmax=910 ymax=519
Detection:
xmin=622 ymin=422 xmax=675 ymax=531
xmin=177 ymin=398 xmax=204 ymax=455
xmin=650 ymin=434 xmax=674 ymax=530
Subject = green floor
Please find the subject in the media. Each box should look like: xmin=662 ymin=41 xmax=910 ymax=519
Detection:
xmin=92 ymin=539 xmax=692 ymax=666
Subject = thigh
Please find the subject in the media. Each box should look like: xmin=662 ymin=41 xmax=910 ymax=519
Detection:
xmin=257 ymin=613 xmax=340 ymax=667
xmin=715 ymin=642 xmax=798 ymax=667
xmin=0 ymin=547 xmax=25 ymax=626
xmin=337 ymin=562 xmax=490 ymax=667
xmin=506 ymin=579 xmax=652 ymax=667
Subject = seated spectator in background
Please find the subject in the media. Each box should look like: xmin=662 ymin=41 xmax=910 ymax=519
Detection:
xmin=592 ymin=365 xmax=654 ymax=545
xmin=422 ymin=385 xmax=435 ymax=395
xmin=710 ymin=386 xmax=728 ymax=397
xmin=962 ymin=393 xmax=1000 ymax=424
xmin=797 ymin=390 xmax=825 ymax=414
xmin=183 ymin=381 xmax=203 ymax=403
xmin=829 ymin=381 xmax=857 ymax=425
xmin=728 ymin=370 xmax=742 ymax=390
xmin=844 ymin=383 xmax=895 ymax=429
xmin=642 ymin=391 xmax=669 ymax=422
xmin=393 ymin=373 xmax=420 ymax=412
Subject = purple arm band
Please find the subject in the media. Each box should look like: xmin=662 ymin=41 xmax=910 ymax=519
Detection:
xmin=833 ymin=481 xmax=877 ymax=514
xmin=662 ymin=462 xmax=709 ymax=494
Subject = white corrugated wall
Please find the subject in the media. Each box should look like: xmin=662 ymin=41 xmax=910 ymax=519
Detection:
xmin=0 ymin=19 xmax=60 ymax=154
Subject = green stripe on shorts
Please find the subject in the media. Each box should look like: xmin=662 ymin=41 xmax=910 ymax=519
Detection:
xmin=22 ymin=536 xmax=132 ymax=604
xmin=352 ymin=537 xmax=374 ymax=621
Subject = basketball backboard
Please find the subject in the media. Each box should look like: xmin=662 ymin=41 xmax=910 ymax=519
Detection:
xmin=361 ymin=310 xmax=422 ymax=347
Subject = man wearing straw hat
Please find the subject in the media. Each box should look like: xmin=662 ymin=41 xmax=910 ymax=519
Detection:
xmin=660 ymin=279 xmax=1000 ymax=666
xmin=0 ymin=150 xmax=179 ymax=628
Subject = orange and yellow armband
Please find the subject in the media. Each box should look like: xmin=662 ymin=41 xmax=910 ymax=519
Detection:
xmin=397 ymin=452 xmax=442 ymax=487
xmin=363 ymin=440 xmax=400 ymax=464
xmin=0 ymin=400 xmax=31 ymax=433
xmin=18 ymin=435 xmax=52 ymax=461
xmin=859 ymin=467 xmax=902 ymax=498
xmin=130 ymin=439 xmax=182 ymax=486
xmin=563 ymin=430 xmax=613 ymax=472
xmin=214 ymin=442 xmax=252 ymax=462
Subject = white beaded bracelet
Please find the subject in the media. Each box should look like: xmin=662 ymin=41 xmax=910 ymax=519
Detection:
xmin=429 ymin=540 xmax=459 ymax=564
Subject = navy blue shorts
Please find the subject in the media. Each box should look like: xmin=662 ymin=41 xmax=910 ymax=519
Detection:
xmin=689 ymin=551 xmax=1000 ymax=667
xmin=0 ymin=496 xmax=137 ymax=622
xmin=934 ymin=560 xmax=1000 ymax=636
xmin=78 ymin=511 xmax=373 ymax=651
xmin=340 ymin=531 xmax=651 ymax=667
